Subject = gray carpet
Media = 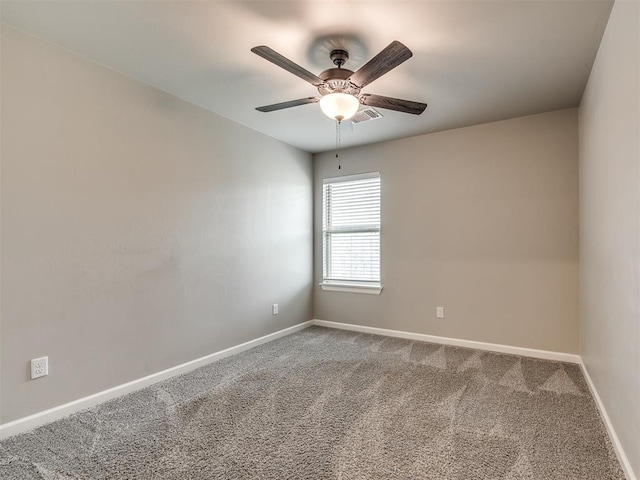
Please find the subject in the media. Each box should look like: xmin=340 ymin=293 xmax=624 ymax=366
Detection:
xmin=0 ymin=326 xmax=625 ymax=479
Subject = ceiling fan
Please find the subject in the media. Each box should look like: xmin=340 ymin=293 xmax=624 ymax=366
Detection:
xmin=251 ymin=41 xmax=427 ymax=122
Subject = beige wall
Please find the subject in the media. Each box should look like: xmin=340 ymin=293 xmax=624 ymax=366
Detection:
xmin=579 ymin=0 xmax=640 ymax=476
xmin=0 ymin=25 xmax=313 ymax=423
xmin=314 ymin=109 xmax=579 ymax=354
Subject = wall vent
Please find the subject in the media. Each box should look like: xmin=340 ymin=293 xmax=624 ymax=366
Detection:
xmin=351 ymin=108 xmax=383 ymax=124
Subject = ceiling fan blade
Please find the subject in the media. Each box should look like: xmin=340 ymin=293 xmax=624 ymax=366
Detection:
xmin=360 ymin=94 xmax=427 ymax=115
xmin=349 ymin=41 xmax=413 ymax=88
xmin=256 ymin=97 xmax=319 ymax=112
xmin=252 ymin=46 xmax=325 ymax=87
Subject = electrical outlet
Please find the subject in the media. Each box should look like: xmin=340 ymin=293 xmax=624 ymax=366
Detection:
xmin=272 ymin=303 xmax=278 ymax=315
xmin=31 ymin=356 xmax=48 ymax=380
xmin=436 ymin=307 xmax=444 ymax=319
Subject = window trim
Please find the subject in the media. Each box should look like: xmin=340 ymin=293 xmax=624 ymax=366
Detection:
xmin=321 ymin=171 xmax=382 ymax=295
xmin=318 ymin=282 xmax=383 ymax=295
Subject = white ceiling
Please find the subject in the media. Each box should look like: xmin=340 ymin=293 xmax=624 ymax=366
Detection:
xmin=1 ymin=1 xmax=613 ymax=153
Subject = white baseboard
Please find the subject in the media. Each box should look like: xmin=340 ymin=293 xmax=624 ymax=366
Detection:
xmin=312 ymin=319 xmax=581 ymax=363
xmin=0 ymin=320 xmax=313 ymax=440
xmin=579 ymin=360 xmax=637 ymax=480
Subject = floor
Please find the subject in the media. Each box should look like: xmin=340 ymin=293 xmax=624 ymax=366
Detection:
xmin=0 ymin=326 xmax=625 ymax=479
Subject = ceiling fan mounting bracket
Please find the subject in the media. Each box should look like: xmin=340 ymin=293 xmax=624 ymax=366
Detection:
xmin=329 ymin=49 xmax=349 ymax=68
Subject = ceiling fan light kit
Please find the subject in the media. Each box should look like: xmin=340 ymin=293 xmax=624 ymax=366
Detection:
xmin=251 ymin=40 xmax=427 ymax=122
xmin=319 ymin=93 xmax=360 ymax=122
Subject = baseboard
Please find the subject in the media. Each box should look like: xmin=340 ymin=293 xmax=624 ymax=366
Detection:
xmin=312 ymin=319 xmax=580 ymax=363
xmin=579 ymin=360 xmax=637 ymax=480
xmin=0 ymin=320 xmax=314 ymax=440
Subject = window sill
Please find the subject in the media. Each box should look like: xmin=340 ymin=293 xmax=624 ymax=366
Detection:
xmin=319 ymin=283 xmax=383 ymax=295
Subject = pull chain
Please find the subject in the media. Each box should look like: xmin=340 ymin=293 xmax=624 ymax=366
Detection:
xmin=335 ymin=119 xmax=342 ymax=170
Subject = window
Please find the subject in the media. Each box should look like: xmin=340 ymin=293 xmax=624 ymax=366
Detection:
xmin=321 ymin=172 xmax=382 ymax=294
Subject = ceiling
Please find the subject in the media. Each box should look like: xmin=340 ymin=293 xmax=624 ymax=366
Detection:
xmin=1 ymin=1 xmax=613 ymax=153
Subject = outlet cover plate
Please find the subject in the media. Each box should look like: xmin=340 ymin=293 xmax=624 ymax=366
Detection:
xmin=31 ymin=356 xmax=48 ymax=379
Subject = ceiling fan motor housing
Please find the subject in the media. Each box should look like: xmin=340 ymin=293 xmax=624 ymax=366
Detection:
xmin=316 ymin=49 xmax=362 ymax=98
xmin=317 ymin=68 xmax=361 ymax=97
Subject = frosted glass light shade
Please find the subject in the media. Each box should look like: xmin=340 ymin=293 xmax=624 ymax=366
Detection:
xmin=319 ymin=93 xmax=360 ymax=121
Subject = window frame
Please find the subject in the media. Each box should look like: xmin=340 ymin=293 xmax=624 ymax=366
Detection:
xmin=320 ymin=171 xmax=382 ymax=295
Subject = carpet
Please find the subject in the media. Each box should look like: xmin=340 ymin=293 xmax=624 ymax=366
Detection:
xmin=0 ymin=326 xmax=625 ymax=479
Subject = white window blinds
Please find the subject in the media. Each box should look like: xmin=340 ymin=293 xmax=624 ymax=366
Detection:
xmin=322 ymin=172 xmax=381 ymax=286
